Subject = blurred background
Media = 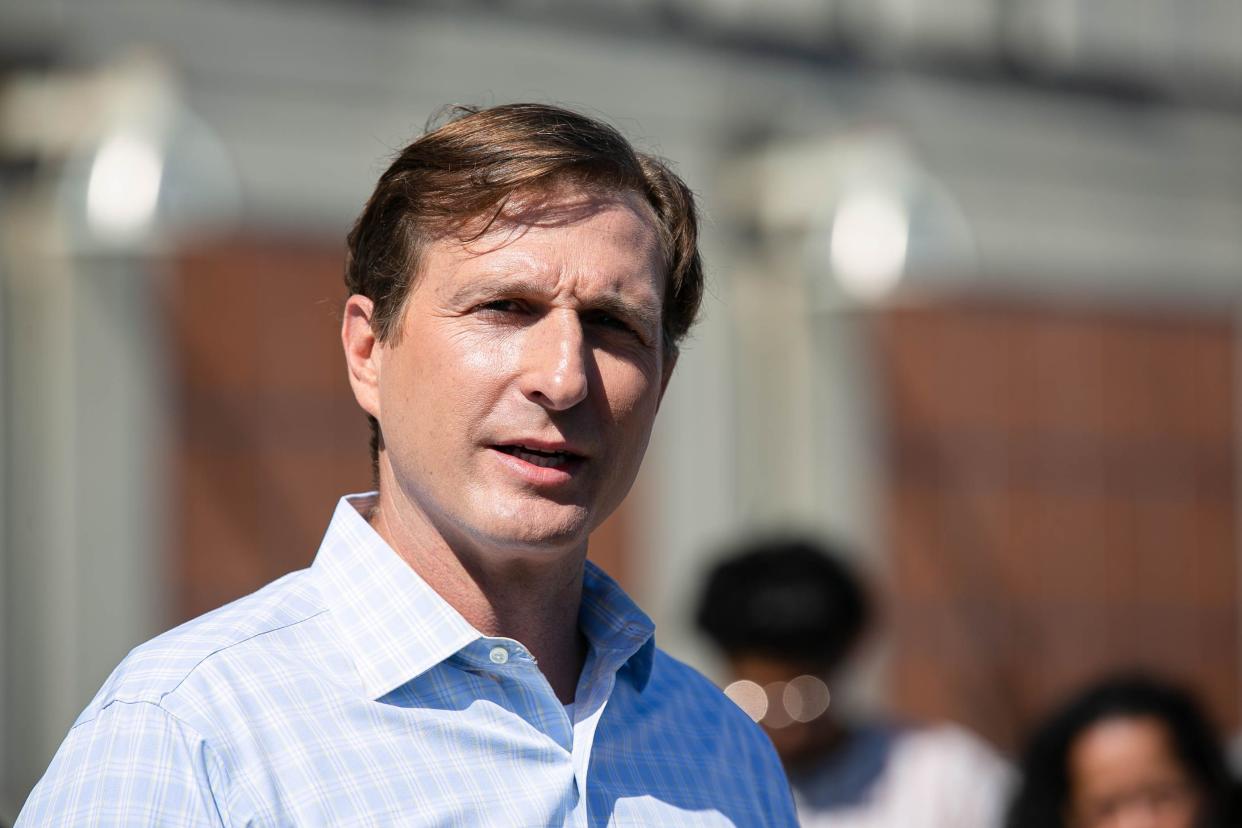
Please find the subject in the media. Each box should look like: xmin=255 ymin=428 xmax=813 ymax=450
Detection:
xmin=2 ymin=0 xmax=1241 ymax=820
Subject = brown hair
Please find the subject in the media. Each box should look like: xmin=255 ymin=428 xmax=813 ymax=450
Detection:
xmin=344 ymin=103 xmax=704 ymax=474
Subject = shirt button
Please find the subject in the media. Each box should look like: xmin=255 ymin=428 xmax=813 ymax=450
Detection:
xmin=489 ymin=646 xmax=509 ymax=665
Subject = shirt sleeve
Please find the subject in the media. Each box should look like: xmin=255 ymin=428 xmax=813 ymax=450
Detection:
xmin=17 ymin=699 xmax=227 ymax=827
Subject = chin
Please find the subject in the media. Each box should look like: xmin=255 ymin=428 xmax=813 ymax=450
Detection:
xmin=471 ymin=501 xmax=595 ymax=556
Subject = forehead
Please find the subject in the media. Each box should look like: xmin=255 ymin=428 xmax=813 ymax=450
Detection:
xmin=727 ymin=654 xmax=825 ymax=684
xmin=424 ymin=186 xmax=666 ymax=295
xmin=1070 ymin=715 xmax=1182 ymax=784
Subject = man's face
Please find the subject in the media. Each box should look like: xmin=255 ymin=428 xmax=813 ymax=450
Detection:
xmin=357 ymin=186 xmax=670 ymax=559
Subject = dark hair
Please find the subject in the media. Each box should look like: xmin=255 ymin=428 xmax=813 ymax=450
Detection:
xmin=344 ymin=103 xmax=704 ymax=476
xmin=1006 ymin=673 xmax=1242 ymax=828
xmin=694 ymin=536 xmax=872 ymax=669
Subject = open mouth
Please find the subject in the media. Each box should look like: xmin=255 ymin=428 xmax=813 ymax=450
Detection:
xmin=493 ymin=444 xmax=583 ymax=469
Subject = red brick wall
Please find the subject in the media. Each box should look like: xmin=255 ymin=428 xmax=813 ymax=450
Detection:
xmin=876 ymin=301 xmax=1239 ymax=750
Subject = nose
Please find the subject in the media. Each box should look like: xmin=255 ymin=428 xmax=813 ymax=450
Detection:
xmin=519 ymin=311 xmax=589 ymax=411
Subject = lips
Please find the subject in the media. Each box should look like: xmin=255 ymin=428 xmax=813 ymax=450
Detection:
xmin=494 ymin=444 xmax=578 ymax=468
xmin=490 ymin=441 xmax=587 ymax=482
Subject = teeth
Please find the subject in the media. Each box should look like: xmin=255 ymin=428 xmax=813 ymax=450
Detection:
xmin=511 ymin=446 xmax=569 ymax=468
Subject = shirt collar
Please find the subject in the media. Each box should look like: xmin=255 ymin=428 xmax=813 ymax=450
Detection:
xmin=312 ymin=493 xmax=656 ymax=699
xmin=580 ymin=560 xmax=656 ymax=690
xmin=312 ymin=493 xmax=481 ymax=700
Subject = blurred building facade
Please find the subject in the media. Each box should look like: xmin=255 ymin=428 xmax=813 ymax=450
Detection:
xmin=2 ymin=0 xmax=1241 ymax=819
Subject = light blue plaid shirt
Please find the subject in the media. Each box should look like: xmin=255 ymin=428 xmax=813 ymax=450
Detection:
xmin=20 ymin=494 xmax=795 ymax=826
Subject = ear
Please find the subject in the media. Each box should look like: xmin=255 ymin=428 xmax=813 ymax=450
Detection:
xmin=342 ymin=294 xmax=382 ymax=420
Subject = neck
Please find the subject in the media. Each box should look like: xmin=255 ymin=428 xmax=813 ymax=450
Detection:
xmin=367 ymin=482 xmax=589 ymax=704
xmin=787 ymin=717 xmax=851 ymax=774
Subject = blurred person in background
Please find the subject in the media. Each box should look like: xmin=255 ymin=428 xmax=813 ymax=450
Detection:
xmin=697 ymin=536 xmax=1011 ymax=827
xmin=18 ymin=104 xmax=797 ymax=826
xmin=1006 ymin=673 xmax=1242 ymax=828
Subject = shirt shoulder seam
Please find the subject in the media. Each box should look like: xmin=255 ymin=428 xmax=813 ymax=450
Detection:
xmin=156 ymin=607 xmax=332 ymax=704
xmin=72 ymin=696 xmax=210 ymax=746
xmin=72 ymin=697 xmax=235 ymax=825
xmin=83 ymin=607 xmax=333 ymax=715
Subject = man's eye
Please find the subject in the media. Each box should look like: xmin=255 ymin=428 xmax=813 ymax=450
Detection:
xmin=588 ymin=312 xmax=637 ymax=336
xmin=476 ymin=299 xmax=524 ymax=314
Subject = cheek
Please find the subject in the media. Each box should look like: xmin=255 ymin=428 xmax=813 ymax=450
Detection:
xmin=378 ymin=336 xmax=500 ymax=458
xmin=406 ymin=327 xmax=517 ymax=410
xmin=595 ymin=352 xmax=663 ymax=421
xmin=452 ymin=325 xmax=521 ymax=375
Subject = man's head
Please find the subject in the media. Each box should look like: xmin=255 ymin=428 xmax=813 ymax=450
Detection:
xmin=341 ymin=104 xmax=702 ymax=559
xmin=696 ymin=537 xmax=872 ymax=763
xmin=344 ymin=103 xmax=703 ymax=474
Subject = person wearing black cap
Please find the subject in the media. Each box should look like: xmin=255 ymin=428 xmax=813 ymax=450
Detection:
xmin=697 ymin=536 xmax=1011 ymax=828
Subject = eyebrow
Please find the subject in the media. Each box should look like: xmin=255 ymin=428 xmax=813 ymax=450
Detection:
xmin=449 ymin=275 xmax=663 ymax=335
xmin=589 ymin=293 xmax=662 ymax=337
xmin=445 ymin=275 xmax=545 ymax=308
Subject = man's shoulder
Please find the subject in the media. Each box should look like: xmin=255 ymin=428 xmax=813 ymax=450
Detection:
xmin=647 ymin=647 xmax=722 ymax=694
xmin=597 ymin=647 xmax=798 ymax=823
xmin=80 ymin=568 xmax=329 ymax=724
xmin=645 ymin=647 xmax=768 ymax=736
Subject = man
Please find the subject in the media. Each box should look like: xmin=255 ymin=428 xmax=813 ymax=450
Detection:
xmin=20 ymin=104 xmax=796 ymax=825
xmin=696 ymin=536 xmax=1011 ymax=828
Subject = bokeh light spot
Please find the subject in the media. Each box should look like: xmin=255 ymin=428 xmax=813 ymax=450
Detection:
xmin=784 ymin=675 xmax=831 ymax=723
xmin=723 ymin=679 xmax=768 ymax=723
xmin=829 ymin=189 xmax=908 ymax=301
xmin=87 ymin=132 xmax=163 ymax=240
